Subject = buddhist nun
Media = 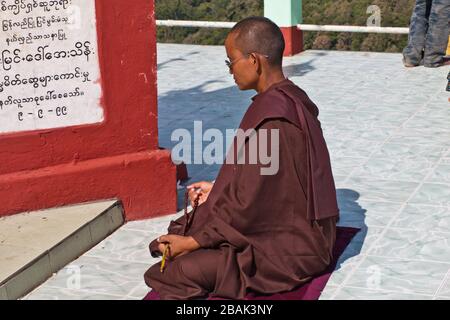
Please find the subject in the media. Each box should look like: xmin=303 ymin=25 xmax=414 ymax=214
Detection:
xmin=144 ymin=16 xmax=339 ymax=300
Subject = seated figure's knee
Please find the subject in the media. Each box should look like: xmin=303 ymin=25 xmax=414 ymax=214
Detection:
xmin=144 ymin=262 xmax=162 ymax=287
xmin=144 ymin=256 xmax=196 ymax=285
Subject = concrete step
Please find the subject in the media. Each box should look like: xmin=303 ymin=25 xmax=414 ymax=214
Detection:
xmin=0 ymin=200 xmax=124 ymax=300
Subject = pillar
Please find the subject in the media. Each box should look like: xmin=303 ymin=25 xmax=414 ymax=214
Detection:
xmin=0 ymin=0 xmax=177 ymax=221
xmin=264 ymin=0 xmax=303 ymax=56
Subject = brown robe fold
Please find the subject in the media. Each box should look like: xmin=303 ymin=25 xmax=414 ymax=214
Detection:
xmin=144 ymin=79 xmax=339 ymax=300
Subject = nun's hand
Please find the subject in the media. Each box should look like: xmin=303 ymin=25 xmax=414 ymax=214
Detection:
xmin=187 ymin=181 xmax=214 ymax=207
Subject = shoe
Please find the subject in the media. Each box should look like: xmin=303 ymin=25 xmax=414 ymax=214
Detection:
xmin=402 ymin=58 xmax=419 ymax=68
xmin=424 ymin=61 xmax=450 ymax=68
xmin=424 ymin=57 xmax=450 ymax=68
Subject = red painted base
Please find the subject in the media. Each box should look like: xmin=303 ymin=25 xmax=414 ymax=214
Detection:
xmin=0 ymin=150 xmax=177 ymax=221
xmin=0 ymin=1 xmax=178 ymax=222
xmin=281 ymin=26 xmax=304 ymax=56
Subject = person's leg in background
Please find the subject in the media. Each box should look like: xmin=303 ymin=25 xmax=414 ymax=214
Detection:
xmin=447 ymin=71 xmax=450 ymax=102
xmin=403 ymin=0 xmax=431 ymax=66
xmin=423 ymin=0 xmax=450 ymax=67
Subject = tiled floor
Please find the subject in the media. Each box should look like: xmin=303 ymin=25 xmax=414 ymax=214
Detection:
xmin=0 ymin=200 xmax=122 ymax=300
xmin=25 ymin=44 xmax=450 ymax=300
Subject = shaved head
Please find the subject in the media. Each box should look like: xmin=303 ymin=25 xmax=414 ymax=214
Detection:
xmin=228 ymin=17 xmax=285 ymax=67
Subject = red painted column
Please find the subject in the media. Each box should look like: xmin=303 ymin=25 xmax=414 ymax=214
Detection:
xmin=0 ymin=0 xmax=177 ymax=221
xmin=280 ymin=26 xmax=304 ymax=56
xmin=264 ymin=0 xmax=304 ymax=56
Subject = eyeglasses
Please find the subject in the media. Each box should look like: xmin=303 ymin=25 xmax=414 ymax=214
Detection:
xmin=225 ymin=53 xmax=270 ymax=69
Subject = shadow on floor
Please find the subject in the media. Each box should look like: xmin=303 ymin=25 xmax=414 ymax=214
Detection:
xmin=334 ymin=188 xmax=367 ymax=270
xmin=283 ymin=51 xmax=326 ymax=78
xmin=157 ymin=50 xmax=201 ymax=71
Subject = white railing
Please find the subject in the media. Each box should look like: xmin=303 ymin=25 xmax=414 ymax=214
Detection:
xmin=156 ymin=20 xmax=236 ymax=29
xmin=156 ymin=20 xmax=409 ymax=34
xmin=299 ymin=24 xmax=409 ymax=34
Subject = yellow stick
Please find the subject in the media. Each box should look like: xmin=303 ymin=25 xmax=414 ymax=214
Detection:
xmin=160 ymin=244 xmax=169 ymax=273
xmin=447 ymin=36 xmax=450 ymax=56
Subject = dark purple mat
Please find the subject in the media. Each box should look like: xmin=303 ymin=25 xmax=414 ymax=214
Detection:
xmin=144 ymin=226 xmax=360 ymax=300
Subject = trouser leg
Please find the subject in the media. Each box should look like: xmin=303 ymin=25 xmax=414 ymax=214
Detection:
xmin=144 ymin=249 xmax=221 ymax=300
xmin=424 ymin=0 xmax=450 ymax=67
xmin=403 ymin=0 xmax=430 ymax=65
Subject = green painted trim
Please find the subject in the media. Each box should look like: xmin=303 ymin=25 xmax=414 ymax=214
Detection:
xmin=264 ymin=0 xmax=302 ymax=27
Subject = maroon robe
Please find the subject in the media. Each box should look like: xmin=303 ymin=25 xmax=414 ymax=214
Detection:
xmin=144 ymin=79 xmax=339 ymax=300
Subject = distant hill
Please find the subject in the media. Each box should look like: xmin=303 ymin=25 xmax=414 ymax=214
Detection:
xmin=156 ymin=0 xmax=415 ymax=52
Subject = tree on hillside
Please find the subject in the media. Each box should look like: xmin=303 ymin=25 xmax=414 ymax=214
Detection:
xmin=155 ymin=0 xmax=415 ymax=53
